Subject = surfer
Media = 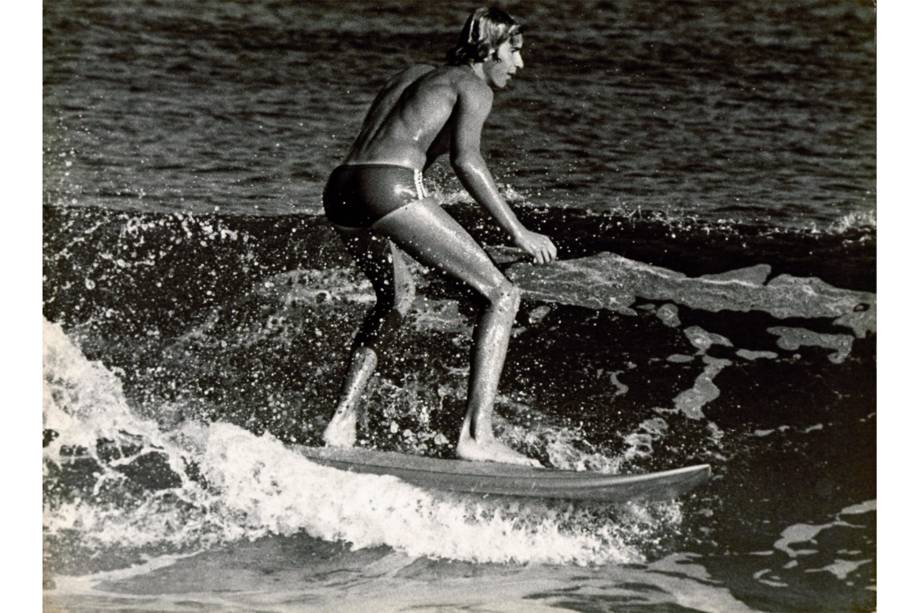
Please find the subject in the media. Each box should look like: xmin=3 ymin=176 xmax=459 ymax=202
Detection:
xmin=321 ymin=7 xmax=556 ymax=466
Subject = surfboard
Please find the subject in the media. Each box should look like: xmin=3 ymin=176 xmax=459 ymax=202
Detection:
xmin=292 ymin=445 xmax=710 ymax=503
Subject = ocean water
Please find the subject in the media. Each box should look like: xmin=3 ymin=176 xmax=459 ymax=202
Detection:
xmin=43 ymin=0 xmax=876 ymax=611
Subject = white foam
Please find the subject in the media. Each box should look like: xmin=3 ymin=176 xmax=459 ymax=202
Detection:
xmin=202 ymin=422 xmax=662 ymax=565
xmin=828 ymin=209 xmax=876 ymax=234
xmin=44 ymin=319 xmax=681 ymax=567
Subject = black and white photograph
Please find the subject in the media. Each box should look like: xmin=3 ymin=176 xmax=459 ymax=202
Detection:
xmin=41 ymin=1 xmax=880 ymax=610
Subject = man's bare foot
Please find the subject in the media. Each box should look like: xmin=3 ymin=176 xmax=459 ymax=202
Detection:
xmin=456 ymin=431 xmax=541 ymax=467
xmin=323 ymin=411 xmax=357 ymax=447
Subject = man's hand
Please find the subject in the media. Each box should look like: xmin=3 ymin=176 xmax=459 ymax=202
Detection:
xmin=513 ymin=228 xmax=558 ymax=265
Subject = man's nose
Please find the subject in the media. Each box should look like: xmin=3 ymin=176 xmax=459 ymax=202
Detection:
xmin=515 ymin=55 xmax=524 ymax=69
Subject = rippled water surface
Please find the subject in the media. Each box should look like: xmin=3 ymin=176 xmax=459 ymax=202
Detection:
xmin=44 ymin=0 xmax=875 ymax=227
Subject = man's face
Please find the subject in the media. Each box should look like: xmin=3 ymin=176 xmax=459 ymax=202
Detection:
xmin=485 ymin=36 xmax=524 ymax=89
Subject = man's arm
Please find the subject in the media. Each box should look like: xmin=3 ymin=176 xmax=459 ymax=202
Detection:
xmin=450 ymin=81 xmax=557 ymax=264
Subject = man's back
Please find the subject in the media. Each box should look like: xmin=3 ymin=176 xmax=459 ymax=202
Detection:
xmin=344 ymin=65 xmax=486 ymax=170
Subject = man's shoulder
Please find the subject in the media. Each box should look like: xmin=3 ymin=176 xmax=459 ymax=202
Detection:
xmin=449 ymin=69 xmax=492 ymax=101
xmin=393 ymin=65 xmax=491 ymax=108
xmin=407 ymin=65 xmax=489 ymax=95
xmin=405 ymin=63 xmax=437 ymax=78
xmin=414 ymin=64 xmax=485 ymax=87
xmin=386 ymin=64 xmax=436 ymax=88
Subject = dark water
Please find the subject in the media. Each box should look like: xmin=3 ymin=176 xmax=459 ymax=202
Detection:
xmin=43 ymin=1 xmax=876 ymax=611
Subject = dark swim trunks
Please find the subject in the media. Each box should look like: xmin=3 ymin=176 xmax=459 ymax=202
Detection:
xmin=323 ymin=164 xmax=429 ymax=229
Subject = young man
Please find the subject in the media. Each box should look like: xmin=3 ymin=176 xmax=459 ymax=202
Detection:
xmin=322 ymin=7 xmax=556 ymax=466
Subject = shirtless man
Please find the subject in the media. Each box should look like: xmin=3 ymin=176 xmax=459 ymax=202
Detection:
xmin=321 ymin=7 xmax=557 ymax=466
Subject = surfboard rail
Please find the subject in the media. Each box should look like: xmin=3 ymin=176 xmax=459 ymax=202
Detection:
xmin=291 ymin=445 xmax=710 ymax=503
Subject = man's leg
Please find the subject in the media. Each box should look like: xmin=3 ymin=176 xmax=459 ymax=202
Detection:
xmin=373 ymin=199 xmax=538 ymax=466
xmin=324 ymin=226 xmax=415 ymax=447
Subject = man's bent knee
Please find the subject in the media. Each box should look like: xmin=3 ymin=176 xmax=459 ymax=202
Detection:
xmin=486 ymin=282 xmax=521 ymax=314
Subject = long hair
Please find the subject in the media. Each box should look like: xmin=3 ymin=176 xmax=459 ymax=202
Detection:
xmin=447 ymin=7 xmax=521 ymax=66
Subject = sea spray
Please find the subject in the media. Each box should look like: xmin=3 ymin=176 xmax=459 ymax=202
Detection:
xmin=44 ymin=318 xmax=223 ymax=557
xmin=44 ymin=318 xmax=684 ymax=568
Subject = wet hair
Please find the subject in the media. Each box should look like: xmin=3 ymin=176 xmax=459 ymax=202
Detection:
xmin=447 ymin=7 xmax=522 ymax=66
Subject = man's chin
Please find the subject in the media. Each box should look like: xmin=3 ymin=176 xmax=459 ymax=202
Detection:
xmin=487 ymin=75 xmax=511 ymax=89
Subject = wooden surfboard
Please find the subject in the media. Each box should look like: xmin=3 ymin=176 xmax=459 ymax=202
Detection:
xmin=292 ymin=445 xmax=710 ymax=503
